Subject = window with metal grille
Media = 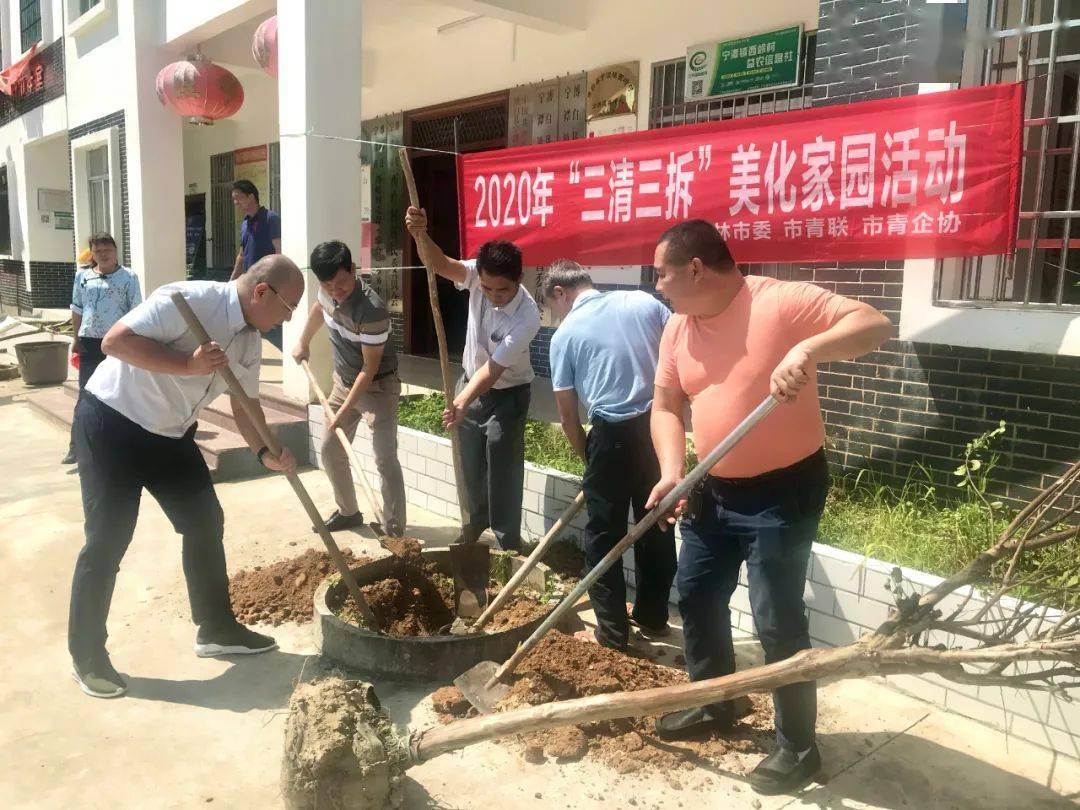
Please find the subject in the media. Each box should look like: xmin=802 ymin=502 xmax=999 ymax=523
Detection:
xmin=86 ymin=146 xmax=110 ymax=235
xmin=268 ymin=141 xmax=281 ymax=215
xmin=20 ymin=0 xmax=40 ymax=54
xmin=937 ymin=1 xmax=1080 ymax=310
xmin=649 ymin=32 xmax=817 ymax=129
xmin=648 ymin=33 xmax=816 ymax=283
xmin=0 ymin=165 xmax=10 ymax=255
xmin=411 ymin=104 xmax=507 ymax=151
xmin=210 ymin=152 xmax=236 ymax=270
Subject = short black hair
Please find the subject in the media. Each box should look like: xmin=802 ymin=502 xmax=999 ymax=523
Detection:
xmin=657 ymin=220 xmax=736 ymax=272
xmin=232 ymin=179 xmax=260 ymax=203
xmin=475 ymin=240 xmax=523 ymax=282
xmin=310 ymin=240 xmax=353 ymax=283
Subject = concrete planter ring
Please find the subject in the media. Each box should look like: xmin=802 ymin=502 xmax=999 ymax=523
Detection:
xmin=313 ymin=548 xmax=554 ymax=682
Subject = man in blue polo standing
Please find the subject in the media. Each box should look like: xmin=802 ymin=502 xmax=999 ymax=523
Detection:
xmin=541 ymin=259 xmax=677 ymax=652
xmin=230 ymin=179 xmax=283 ymax=348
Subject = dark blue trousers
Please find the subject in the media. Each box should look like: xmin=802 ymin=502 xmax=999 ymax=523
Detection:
xmin=583 ymin=412 xmax=677 ymax=650
xmin=677 ymin=449 xmax=828 ymax=752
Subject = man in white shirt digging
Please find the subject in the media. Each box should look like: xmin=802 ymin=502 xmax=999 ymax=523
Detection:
xmin=68 ymin=255 xmax=303 ymax=699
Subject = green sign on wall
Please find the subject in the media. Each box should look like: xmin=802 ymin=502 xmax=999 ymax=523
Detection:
xmin=686 ymin=25 xmax=802 ymax=101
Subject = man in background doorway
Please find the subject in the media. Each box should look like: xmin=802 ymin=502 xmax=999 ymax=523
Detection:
xmin=405 ymin=206 xmax=540 ymax=553
xmin=230 ymin=180 xmax=283 ymax=349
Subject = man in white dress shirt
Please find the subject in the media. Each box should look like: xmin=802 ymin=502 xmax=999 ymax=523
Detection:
xmin=68 ymin=255 xmax=303 ymax=699
xmin=405 ymin=206 xmax=541 ymax=552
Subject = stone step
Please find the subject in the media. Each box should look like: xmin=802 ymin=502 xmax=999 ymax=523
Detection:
xmin=26 ymin=383 xmax=310 ymax=483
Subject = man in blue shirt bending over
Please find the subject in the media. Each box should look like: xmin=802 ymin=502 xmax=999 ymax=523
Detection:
xmin=542 ymin=260 xmax=677 ymax=652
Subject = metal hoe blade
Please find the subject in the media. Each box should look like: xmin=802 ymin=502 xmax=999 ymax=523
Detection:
xmin=449 ymin=542 xmax=491 ymax=619
xmin=453 ymin=660 xmax=510 ymax=715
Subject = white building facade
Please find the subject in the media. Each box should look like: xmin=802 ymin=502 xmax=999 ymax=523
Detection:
xmin=0 ymin=0 xmax=1075 ymax=507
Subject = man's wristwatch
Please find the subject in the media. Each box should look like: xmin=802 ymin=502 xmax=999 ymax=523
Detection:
xmin=257 ymin=446 xmax=271 ymax=466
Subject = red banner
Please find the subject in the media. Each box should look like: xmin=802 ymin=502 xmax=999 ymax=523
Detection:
xmin=458 ymin=83 xmax=1022 ymax=266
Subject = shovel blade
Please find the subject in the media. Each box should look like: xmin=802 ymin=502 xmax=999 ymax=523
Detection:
xmin=453 ymin=659 xmax=509 ymax=715
xmin=449 ymin=542 xmax=490 ymax=619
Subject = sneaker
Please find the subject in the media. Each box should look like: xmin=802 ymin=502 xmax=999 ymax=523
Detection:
xmin=62 ymin=449 xmax=77 ymax=465
xmin=320 ymin=510 xmax=364 ymax=533
xmin=630 ymin=617 xmax=672 ymax=639
xmin=72 ymin=655 xmax=127 ymax=698
xmin=194 ymin=622 xmax=277 ymax=657
xmin=654 ymin=705 xmax=735 ymax=740
xmin=749 ymin=743 xmax=822 ymax=795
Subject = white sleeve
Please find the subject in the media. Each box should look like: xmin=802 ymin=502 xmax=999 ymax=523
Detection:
xmin=491 ymin=302 xmax=541 ymax=368
xmin=119 ymin=286 xmax=188 ymax=343
xmin=233 ymin=336 xmax=263 ymax=399
xmin=454 ymin=259 xmax=479 ymax=293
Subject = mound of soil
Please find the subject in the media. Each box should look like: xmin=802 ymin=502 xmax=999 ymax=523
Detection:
xmin=281 ymin=677 xmax=405 ymax=810
xmin=230 ymin=548 xmax=369 ymax=626
xmin=433 ymin=631 xmax=773 ymax=774
xmin=336 ymin=539 xmax=552 ymax=637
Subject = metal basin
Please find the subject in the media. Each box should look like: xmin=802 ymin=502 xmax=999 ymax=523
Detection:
xmin=313 ymin=548 xmax=552 ymax=682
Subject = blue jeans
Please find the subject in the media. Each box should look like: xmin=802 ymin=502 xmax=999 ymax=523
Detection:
xmin=677 ymin=449 xmax=828 ymax=752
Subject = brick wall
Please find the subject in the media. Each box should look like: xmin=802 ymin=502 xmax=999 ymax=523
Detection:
xmin=68 ymin=111 xmax=129 ymax=265
xmin=805 ymin=0 xmax=1080 ymax=502
xmin=28 ymin=261 xmax=76 ymax=309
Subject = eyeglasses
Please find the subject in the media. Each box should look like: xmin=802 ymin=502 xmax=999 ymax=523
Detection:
xmin=266 ymin=283 xmax=298 ymax=313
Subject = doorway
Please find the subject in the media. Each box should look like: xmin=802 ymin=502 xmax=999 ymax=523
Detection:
xmin=185 ymin=193 xmax=207 ymax=278
xmin=403 ymin=91 xmax=509 ymax=357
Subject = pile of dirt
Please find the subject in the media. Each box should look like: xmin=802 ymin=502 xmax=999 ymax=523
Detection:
xmin=336 ymin=538 xmax=552 ymax=637
xmin=230 ymin=548 xmax=368 ymax=626
xmin=433 ymin=631 xmax=773 ymax=775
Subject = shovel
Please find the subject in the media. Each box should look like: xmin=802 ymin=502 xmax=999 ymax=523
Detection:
xmin=169 ymin=292 xmax=378 ymax=630
xmin=454 ymin=395 xmax=781 ymax=714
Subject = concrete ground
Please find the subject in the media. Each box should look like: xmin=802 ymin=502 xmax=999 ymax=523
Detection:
xmin=1 ymin=376 xmax=1078 ymax=809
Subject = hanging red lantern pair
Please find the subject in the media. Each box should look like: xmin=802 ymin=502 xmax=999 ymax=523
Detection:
xmin=155 ymin=53 xmax=244 ymax=125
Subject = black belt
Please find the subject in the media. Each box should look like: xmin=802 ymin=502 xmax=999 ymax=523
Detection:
xmin=372 ymin=368 xmax=397 ymax=382
xmin=708 ymin=446 xmax=827 ymax=489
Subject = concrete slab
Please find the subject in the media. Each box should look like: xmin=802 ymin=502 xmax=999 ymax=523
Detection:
xmin=1 ymin=376 xmax=1078 ymax=809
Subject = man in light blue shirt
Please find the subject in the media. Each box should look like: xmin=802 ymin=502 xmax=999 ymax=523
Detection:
xmin=63 ymin=233 xmax=142 ymax=464
xmin=543 ymin=260 xmax=676 ymax=652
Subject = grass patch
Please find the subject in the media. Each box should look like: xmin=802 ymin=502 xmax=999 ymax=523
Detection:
xmin=820 ymin=469 xmax=1008 ymax=580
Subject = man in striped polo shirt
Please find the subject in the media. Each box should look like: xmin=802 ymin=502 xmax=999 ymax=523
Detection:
xmin=293 ymin=240 xmax=406 ymax=535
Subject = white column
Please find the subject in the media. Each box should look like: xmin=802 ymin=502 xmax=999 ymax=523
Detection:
xmin=125 ymin=1 xmax=187 ymax=293
xmin=277 ymin=1 xmax=364 ymax=401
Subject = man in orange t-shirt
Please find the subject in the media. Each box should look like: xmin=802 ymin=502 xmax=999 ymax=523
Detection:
xmin=646 ymin=220 xmax=892 ymax=795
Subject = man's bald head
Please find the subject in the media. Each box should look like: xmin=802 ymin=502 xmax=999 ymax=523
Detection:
xmin=243 ymin=254 xmax=304 ymax=299
xmin=238 ymin=254 xmax=304 ymax=330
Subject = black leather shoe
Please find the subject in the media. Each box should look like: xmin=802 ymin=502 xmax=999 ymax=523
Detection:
xmin=62 ymin=449 xmax=77 ymax=465
xmin=630 ymin=617 xmax=671 ymax=639
xmin=320 ymin=510 xmax=364 ymax=532
xmin=654 ymin=705 xmax=734 ymax=740
xmin=749 ymin=743 xmax=822 ymax=795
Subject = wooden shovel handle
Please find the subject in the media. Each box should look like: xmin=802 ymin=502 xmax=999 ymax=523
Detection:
xmin=169 ymin=292 xmax=377 ymax=629
xmin=399 ymin=148 xmax=473 ymax=538
xmin=472 ymin=490 xmax=587 ymax=631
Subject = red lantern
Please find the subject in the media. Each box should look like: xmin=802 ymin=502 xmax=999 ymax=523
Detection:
xmin=252 ymin=15 xmax=278 ymax=78
xmin=155 ymin=54 xmax=244 ymax=126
